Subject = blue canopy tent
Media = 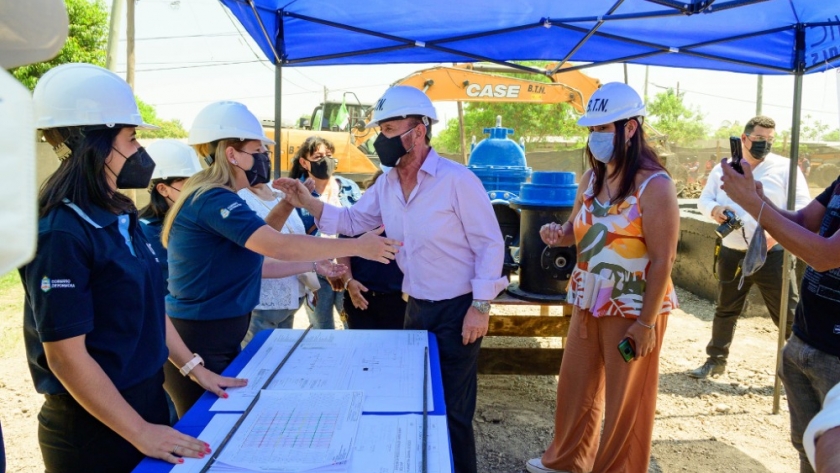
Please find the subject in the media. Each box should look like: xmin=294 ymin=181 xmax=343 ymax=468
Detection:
xmin=221 ymin=0 xmax=840 ymax=412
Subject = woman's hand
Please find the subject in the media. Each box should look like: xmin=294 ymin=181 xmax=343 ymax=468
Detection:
xmin=189 ymin=365 xmax=247 ymax=399
xmin=315 ymin=260 xmax=347 ymax=279
xmin=540 ymin=222 xmax=564 ymax=247
xmin=134 ymin=423 xmax=211 ymax=464
xmin=624 ymin=321 xmax=657 ymax=360
xmin=346 ymin=279 xmax=370 ymax=310
xmin=356 ymin=226 xmax=401 ymax=263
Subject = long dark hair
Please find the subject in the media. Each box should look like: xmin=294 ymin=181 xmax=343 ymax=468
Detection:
xmin=289 ymin=135 xmax=335 ymax=180
xmin=586 ymin=118 xmax=667 ymax=203
xmin=138 ymin=177 xmax=182 ymax=220
xmin=39 ymin=127 xmax=135 ymax=218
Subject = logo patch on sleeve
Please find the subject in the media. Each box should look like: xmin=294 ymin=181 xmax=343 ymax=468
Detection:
xmin=834 ymin=325 xmax=840 ymax=335
xmin=220 ymin=208 xmax=230 ymax=219
xmin=41 ymin=276 xmax=75 ymax=292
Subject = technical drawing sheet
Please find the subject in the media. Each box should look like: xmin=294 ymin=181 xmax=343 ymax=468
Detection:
xmin=216 ymin=390 xmax=363 ymax=472
xmin=216 ymin=330 xmax=433 ymax=413
xmin=266 ymin=330 xmax=432 ymax=412
xmin=212 ymin=330 xmax=303 ymax=412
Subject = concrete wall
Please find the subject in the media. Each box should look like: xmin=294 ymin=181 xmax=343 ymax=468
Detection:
xmin=674 ymin=200 xmax=805 ymax=318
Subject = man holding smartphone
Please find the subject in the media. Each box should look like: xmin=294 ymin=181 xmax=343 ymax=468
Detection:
xmin=690 ymin=116 xmax=810 ymax=379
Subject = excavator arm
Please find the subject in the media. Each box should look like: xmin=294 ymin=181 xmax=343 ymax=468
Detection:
xmin=393 ymin=64 xmax=601 ymax=113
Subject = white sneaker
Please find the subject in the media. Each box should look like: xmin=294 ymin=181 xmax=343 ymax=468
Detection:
xmin=525 ymin=458 xmax=571 ymax=473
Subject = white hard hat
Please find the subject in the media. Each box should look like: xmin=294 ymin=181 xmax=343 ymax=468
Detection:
xmin=366 ymin=85 xmax=438 ymax=129
xmin=577 ymin=82 xmax=646 ymax=127
xmin=0 ymin=0 xmax=68 ymax=69
xmin=147 ymin=140 xmax=203 ymax=180
xmin=33 ymin=63 xmax=157 ymax=130
xmin=188 ymin=101 xmax=275 ymax=145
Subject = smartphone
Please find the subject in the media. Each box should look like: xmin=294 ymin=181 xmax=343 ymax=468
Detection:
xmin=618 ymin=337 xmax=635 ymax=363
xmin=729 ymin=136 xmax=744 ymax=174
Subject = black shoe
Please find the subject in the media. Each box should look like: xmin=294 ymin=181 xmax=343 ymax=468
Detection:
xmin=689 ymin=361 xmax=725 ymax=379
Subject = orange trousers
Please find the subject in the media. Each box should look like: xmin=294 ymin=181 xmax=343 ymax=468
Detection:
xmin=540 ymin=308 xmax=668 ymax=473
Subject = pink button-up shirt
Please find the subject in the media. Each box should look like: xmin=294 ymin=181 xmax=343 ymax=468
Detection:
xmin=317 ymin=150 xmax=508 ymax=301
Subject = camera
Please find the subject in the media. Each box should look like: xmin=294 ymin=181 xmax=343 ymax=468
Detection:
xmin=715 ymin=209 xmax=743 ymax=239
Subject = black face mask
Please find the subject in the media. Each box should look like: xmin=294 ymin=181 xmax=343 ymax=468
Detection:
xmin=112 ymin=146 xmax=156 ymax=189
xmin=236 ymin=151 xmax=271 ymax=186
xmin=748 ymin=140 xmax=772 ymax=160
xmin=308 ymin=157 xmax=336 ymax=180
xmin=373 ymin=127 xmax=416 ymax=167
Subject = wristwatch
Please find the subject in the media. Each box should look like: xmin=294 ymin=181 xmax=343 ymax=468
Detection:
xmin=471 ymin=300 xmax=491 ymax=314
xmin=179 ymin=353 xmax=204 ymax=377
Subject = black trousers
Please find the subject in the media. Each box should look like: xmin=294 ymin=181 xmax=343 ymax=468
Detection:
xmin=405 ymin=293 xmax=480 ymax=473
xmin=38 ymin=370 xmax=169 ymax=473
xmin=706 ymin=247 xmax=797 ymax=364
xmin=163 ymin=314 xmax=250 ymax=417
xmin=342 ymin=290 xmax=407 ymax=330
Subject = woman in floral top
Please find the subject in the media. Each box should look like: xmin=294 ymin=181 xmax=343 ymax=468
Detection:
xmin=526 ymin=83 xmax=679 ymax=473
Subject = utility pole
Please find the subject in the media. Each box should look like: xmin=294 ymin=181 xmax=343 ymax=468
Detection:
xmin=457 ymin=101 xmax=467 ymax=164
xmin=106 ymin=0 xmax=124 ymax=71
xmin=623 ymin=63 xmax=629 ymax=85
xmin=644 ymin=65 xmax=649 ymax=104
xmin=756 ymin=75 xmax=764 ymax=116
xmin=126 ymin=0 xmax=135 ymax=89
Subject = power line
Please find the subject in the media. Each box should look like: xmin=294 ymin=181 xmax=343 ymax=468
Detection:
xmin=650 ymin=82 xmax=836 ymax=116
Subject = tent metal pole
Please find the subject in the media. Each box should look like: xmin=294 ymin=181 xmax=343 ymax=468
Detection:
xmin=772 ymin=25 xmax=805 ymax=415
xmin=275 ymin=64 xmax=282 ymax=178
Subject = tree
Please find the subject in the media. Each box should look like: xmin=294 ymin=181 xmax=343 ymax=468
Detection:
xmin=646 ymin=88 xmax=709 ymax=146
xmin=432 ymin=61 xmax=587 ymax=154
xmin=713 ymin=121 xmax=743 ymax=139
xmin=11 ymin=0 xmax=187 ymax=138
xmin=11 ymin=0 xmax=109 ymax=90
xmin=824 ymin=129 xmax=840 ymax=141
xmin=433 ymin=101 xmax=586 ymax=154
xmin=136 ymin=99 xmax=188 ymax=139
xmin=801 ymin=115 xmax=831 ymax=141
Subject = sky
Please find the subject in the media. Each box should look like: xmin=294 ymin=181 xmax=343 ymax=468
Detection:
xmin=120 ymin=0 xmax=840 ymax=138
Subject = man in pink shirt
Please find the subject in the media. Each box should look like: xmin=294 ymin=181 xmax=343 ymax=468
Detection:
xmin=276 ymin=86 xmax=507 ymax=473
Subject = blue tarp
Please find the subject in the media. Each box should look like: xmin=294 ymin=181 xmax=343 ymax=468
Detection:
xmin=220 ymin=0 xmax=840 ymax=75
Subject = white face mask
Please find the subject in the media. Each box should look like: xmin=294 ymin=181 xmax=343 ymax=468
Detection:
xmin=588 ymin=132 xmax=615 ymax=163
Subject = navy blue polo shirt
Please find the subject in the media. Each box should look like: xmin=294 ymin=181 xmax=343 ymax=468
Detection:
xmin=20 ymin=201 xmax=167 ymax=395
xmin=340 ymin=231 xmax=404 ymax=293
xmin=139 ymin=216 xmax=168 ymax=295
xmin=166 ymin=188 xmax=265 ymax=321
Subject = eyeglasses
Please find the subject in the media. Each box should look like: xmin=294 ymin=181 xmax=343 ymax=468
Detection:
xmin=746 ymin=134 xmax=775 ymax=144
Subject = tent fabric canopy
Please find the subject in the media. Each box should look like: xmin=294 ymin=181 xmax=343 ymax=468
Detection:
xmin=221 ymin=0 xmax=840 ymax=75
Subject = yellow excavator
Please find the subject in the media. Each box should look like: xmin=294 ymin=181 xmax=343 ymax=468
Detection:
xmin=264 ymin=63 xmax=603 ymax=182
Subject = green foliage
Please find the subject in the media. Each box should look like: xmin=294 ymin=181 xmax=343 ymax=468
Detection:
xmin=0 ymin=271 xmax=20 ymax=294
xmin=713 ymin=121 xmax=743 ymax=140
xmin=433 ymin=61 xmax=587 ymax=154
xmin=824 ymin=129 xmax=840 ymax=141
xmin=646 ymin=88 xmax=708 ymax=146
xmin=10 ymin=0 xmax=109 ymax=90
xmin=136 ymin=99 xmax=188 ymax=139
xmin=433 ymin=101 xmax=586 ymax=154
xmin=801 ymin=114 xmax=831 ymax=141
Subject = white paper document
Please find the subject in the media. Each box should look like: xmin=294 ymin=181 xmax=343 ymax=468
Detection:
xmin=216 ymin=330 xmax=433 ymax=413
xmin=173 ymin=412 xmax=450 ymax=473
xmin=347 ymin=415 xmax=450 ymax=473
xmin=212 ymin=330 xmax=305 ymax=411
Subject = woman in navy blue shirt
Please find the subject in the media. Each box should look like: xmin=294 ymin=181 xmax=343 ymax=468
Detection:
xmin=161 ymin=101 xmax=399 ymax=416
xmin=21 ymin=63 xmax=246 ymax=473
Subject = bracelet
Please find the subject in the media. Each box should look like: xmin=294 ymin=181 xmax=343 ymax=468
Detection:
xmin=757 ymin=201 xmax=767 ymax=225
xmin=179 ymin=353 xmax=204 ymax=377
xmin=344 ymin=277 xmax=354 ymax=290
xmin=636 ymin=319 xmax=656 ymax=330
